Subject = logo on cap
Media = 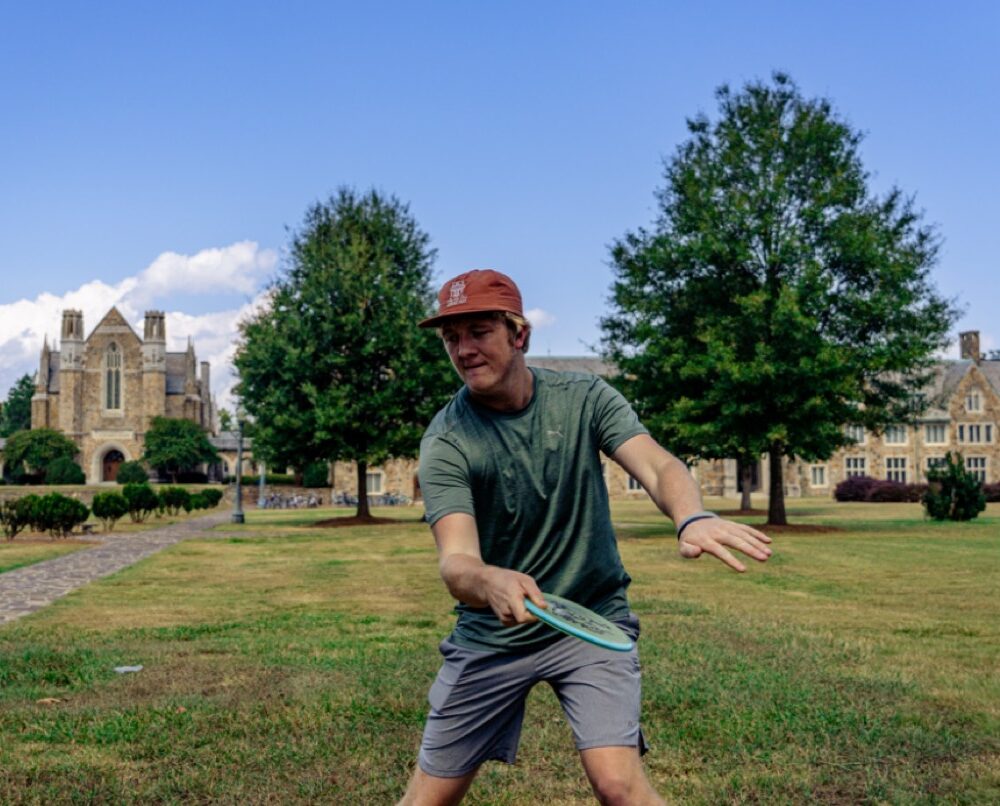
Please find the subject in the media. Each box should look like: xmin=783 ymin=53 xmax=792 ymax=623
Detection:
xmin=446 ymin=280 xmax=468 ymax=308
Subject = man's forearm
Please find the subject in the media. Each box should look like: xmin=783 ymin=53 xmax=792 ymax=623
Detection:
xmin=648 ymin=453 xmax=707 ymax=525
xmin=439 ymin=552 xmax=495 ymax=608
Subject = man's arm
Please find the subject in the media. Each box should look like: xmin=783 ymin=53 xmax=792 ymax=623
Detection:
xmin=611 ymin=434 xmax=772 ymax=572
xmin=430 ymin=512 xmax=547 ymax=625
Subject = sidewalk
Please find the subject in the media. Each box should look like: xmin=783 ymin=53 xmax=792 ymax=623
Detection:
xmin=0 ymin=510 xmax=232 ymax=625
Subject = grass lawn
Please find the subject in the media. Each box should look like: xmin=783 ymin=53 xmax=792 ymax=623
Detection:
xmin=1 ymin=498 xmax=998 ymax=804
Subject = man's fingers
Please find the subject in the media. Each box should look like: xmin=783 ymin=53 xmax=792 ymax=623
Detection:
xmin=708 ymin=543 xmax=746 ymax=573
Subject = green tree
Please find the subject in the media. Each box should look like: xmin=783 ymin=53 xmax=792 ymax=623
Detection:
xmin=217 ymin=408 xmax=234 ymax=432
xmin=2 ymin=428 xmax=79 ymax=483
xmin=142 ymin=417 xmax=219 ymax=483
xmin=122 ymin=483 xmax=159 ymax=523
xmin=0 ymin=374 xmax=34 ymax=437
xmin=115 ymin=460 xmax=150 ymax=485
xmin=235 ymin=188 xmax=454 ymax=520
xmin=601 ymin=73 xmax=957 ymax=525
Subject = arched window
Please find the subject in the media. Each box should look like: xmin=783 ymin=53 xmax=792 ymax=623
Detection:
xmin=105 ymin=343 xmax=122 ymax=410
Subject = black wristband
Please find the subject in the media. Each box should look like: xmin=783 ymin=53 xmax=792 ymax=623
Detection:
xmin=676 ymin=511 xmax=719 ymax=541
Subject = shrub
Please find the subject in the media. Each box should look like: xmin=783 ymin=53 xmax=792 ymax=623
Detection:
xmin=19 ymin=494 xmax=44 ymax=532
xmin=923 ymin=452 xmax=986 ymax=521
xmin=866 ymin=480 xmax=927 ymax=503
xmin=91 ymin=492 xmax=129 ymax=532
xmin=33 ymin=492 xmax=89 ymax=537
xmin=0 ymin=497 xmax=36 ymax=540
xmin=834 ymin=475 xmax=879 ymax=502
xmin=44 ymin=456 xmax=86 ymax=485
xmin=122 ymin=483 xmax=159 ymax=523
xmin=188 ymin=493 xmax=209 ymax=510
xmin=159 ymin=486 xmax=192 ymax=516
xmin=302 ymin=462 xmax=330 ymax=488
xmin=224 ymin=473 xmax=294 ymax=486
xmin=984 ymin=483 xmax=1000 ymax=503
xmin=200 ymin=488 xmax=224 ymax=507
xmin=115 ymin=461 xmax=150 ymax=485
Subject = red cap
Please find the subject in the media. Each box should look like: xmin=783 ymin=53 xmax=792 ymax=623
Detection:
xmin=419 ymin=269 xmax=524 ymax=328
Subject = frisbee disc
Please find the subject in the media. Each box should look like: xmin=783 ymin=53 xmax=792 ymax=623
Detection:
xmin=524 ymin=593 xmax=634 ymax=652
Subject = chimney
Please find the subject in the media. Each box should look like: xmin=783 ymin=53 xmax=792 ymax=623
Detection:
xmin=960 ymin=331 xmax=982 ymax=363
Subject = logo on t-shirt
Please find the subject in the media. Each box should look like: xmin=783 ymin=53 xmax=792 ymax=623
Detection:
xmin=446 ymin=280 xmax=467 ymax=307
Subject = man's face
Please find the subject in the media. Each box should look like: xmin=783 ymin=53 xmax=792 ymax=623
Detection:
xmin=440 ymin=315 xmax=525 ymax=396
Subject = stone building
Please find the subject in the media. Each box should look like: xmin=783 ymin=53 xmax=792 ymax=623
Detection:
xmin=30 ymin=308 xmax=216 ymax=483
xmin=341 ymin=337 xmax=998 ymax=503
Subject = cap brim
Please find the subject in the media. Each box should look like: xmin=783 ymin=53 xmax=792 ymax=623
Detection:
xmin=419 ymin=306 xmax=516 ymax=328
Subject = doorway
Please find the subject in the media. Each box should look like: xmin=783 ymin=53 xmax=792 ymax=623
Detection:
xmin=102 ymin=449 xmax=125 ymax=482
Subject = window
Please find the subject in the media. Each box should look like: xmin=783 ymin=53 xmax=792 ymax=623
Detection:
xmin=883 ymin=425 xmax=907 ymax=445
xmin=958 ymin=423 xmax=995 ymax=444
xmin=810 ymin=465 xmax=827 ymax=487
xmin=845 ymin=457 xmax=867 ymax=478
xmin=844 ymin=424 xmax=866 ymax=445
xmin=925 ymin=456 xmax=947 ymax=473
xmin=366 ymin=470 xmax=384 ymax=494
xmin=886 ymin=457 xmax=907 ymax=483
xmin=105 ymin=343 xmax=122 ymax=410
xmin=966 ymin=391 xmax=982 ymax=412
xmin=966 ymin=457 xmax=987 ymax=483
xmin=627 ymin=475 xmax=643 ymax=492
xmin=924 ymin=423 xmax=947 ymax=445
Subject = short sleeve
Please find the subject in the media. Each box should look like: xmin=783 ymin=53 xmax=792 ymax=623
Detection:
xmin=418 ymin=433 xmax=476 ymax=526
xmin=591 ymin=379 xmax=649 ymax=456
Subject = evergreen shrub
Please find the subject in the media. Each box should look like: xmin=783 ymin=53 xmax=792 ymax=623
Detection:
xmin=91 ymin=492 xmax=129 ymax=532
xmin=122 ymin=483 xmax=159 ymax=523
xmin=302 ymin=462 xmax=330 ymax=488
xmin=44 ymin=456 xmax=86 ymax=485
xmin=115 ymin=461 xmax=150 ymax=485
xmin=923 ymin=452 xmax=986 ymax=521
xmin=34 ymin=493 xmax=90 ymax=536
xmin=0 ymin=497 xmax=35 ymax=540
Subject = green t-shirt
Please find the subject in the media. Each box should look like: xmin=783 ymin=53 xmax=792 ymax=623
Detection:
xmin=419 ymin=367 xmax=649 ymax=652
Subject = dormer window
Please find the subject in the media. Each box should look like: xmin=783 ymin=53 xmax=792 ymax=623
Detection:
xmin=966 ymin=391 xmax=982 ymax=413
xmin=105 ymin=343 xmax=122 ymax=411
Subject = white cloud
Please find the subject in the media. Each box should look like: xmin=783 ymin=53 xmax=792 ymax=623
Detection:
xmin=525 ymin=307 xmax=556 ymax=328
xmin=0 ymin=242 xmax=276 ymax=408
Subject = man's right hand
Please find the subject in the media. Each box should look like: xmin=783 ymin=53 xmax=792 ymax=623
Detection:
xmin=482 ymin=567 xmax=546 ymax=626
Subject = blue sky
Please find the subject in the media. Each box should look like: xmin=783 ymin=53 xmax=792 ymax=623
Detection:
xmin=2 ymin=1 xmax=997 ymax=406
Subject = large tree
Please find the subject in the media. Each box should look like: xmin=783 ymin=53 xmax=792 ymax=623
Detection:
xmin=601 ymin=73 xmax=957 ymax=525
xmin=142 ymin=416 xmax=219 ymax=483
xmin=2 ymin=428 xmax=79 ymax=483
xmin=234 ymin=188 xmax=454 ymax=520
xmin=0 ymin=374 xmax=35 ymax=437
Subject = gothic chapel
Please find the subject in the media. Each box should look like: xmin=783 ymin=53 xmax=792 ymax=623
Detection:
xmin=30 ymin=308 xmax=216 ymax=483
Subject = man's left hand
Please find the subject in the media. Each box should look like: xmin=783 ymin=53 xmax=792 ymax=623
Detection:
xmin=678 ymin=518 xmax=772 ymax=572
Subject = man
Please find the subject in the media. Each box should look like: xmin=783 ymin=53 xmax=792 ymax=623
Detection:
xmin=399 ymin=270 xmax=771 ymax=805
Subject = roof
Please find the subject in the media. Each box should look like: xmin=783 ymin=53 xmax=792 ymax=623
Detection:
xmin=527 ymin=355 xmax=616 ymax=377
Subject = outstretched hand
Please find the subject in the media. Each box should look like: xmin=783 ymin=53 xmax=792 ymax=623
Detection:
xmin=678 ymin=517 xmax=772 ymax=572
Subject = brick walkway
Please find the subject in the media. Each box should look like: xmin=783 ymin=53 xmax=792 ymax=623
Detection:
xmin=0 ymin=511 xmax=233 ymax=626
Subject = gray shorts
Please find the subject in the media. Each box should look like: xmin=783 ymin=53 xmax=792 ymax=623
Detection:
xmin=418 ymin=613 xmax=646 ymax=778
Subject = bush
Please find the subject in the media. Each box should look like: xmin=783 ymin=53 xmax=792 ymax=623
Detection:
xmin=122 ymin=483 xmax=159 ymax=523
xmin=302 ymin=462 xmax=330 ymax=488
xmin=91 ymin=492 xmax=129 ymax=532
xmin=175 ymin=471 xmax=209 ymax=484
xmin=224 ymin=473 xmax=295 ymax=486
xmin=984 ymin=483 xmax=1000 ymax=503
xmin=834 ymin=475 xmax=879 ymax=502
xmin=188 ymin=493 xmax=209 ymax=510
xmin=44 ymin=456 xmax=86 ymax=485
xmin=200 ymin=488 xmax=224 ymax=507
xmin=33 ymin=492 xmax=90 ymax=537
xmin=115 ymin=461 xmax=150 ymax=485
xmin=158 ymin=486 xmax=192 ymax=516
xmin=923 ymin=452 xmax=986 ymax=521
xmin=0 ymin=497 xmax=36 ymax=540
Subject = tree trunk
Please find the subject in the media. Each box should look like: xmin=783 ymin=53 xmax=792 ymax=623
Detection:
xmin=739 ymin=458 xmax=753 ymax=512
xmin=356 ymin=460 xmax=371 ymax=520
xmin=767 ymin=444 xmax=787 ymax=525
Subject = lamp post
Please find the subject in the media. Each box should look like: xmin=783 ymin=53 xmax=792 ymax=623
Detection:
xmin=231 ymin=405 xmax=246 ymax=524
